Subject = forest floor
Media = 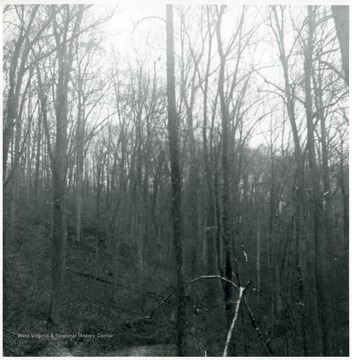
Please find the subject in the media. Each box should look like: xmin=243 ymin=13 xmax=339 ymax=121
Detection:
xmin=3 ymin=221 xmax=179 ymax=356
xmin=4 ymin=214 xmax=348 ymax=356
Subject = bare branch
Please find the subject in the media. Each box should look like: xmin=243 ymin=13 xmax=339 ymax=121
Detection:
xmin=132 ymin=16 xmax=166 ymax=33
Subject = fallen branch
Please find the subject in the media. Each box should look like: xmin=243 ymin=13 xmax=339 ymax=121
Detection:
xmin=128 ymin=290 xmax=176 ymax=325
xmin=223 ymin=286 xmax=245 ymax=357
xmin=129 ymin=275 xmax=242 ymax=325
xmin=130 ymin=275 xmax=240 ymax=323
xmin=187 ymin=276 xmax=266 ymax=356
xmin=126 ymin=272 xmax=258 ymax=358
xmin=149 ymin=291 xmax=175 ymax=319
xmin=243 ymin=296 xmax=273 ymax=355
xmin=222 ymin=281 xmax=252 ymax=357
xmin=127 ymin=274 xmax=269 ymax=356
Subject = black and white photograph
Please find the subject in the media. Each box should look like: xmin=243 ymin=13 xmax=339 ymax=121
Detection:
xmin=2 ymin=2 xmax=349 ymax=356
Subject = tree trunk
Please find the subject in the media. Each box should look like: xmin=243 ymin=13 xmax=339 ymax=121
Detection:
xmin=271 ymin=7 xmax=313 ymax=353
xmin=75 ymin=76 xmax=85 ymax=243
xmin=216 ymin=7 xmax=235 ymax=354
xmin=49 ymin=5 xmax=84 ymax=325
xmin=166 ymin=5 xmax=187 ymax=355
xmin=304 ymin=6 xmax=335 ymax=355
xmin=332 ymin=6 xmax=349 ymax=85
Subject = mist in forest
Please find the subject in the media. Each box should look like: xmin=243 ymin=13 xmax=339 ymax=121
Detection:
xmin=3 ymin=4 xmax=349 ymax=356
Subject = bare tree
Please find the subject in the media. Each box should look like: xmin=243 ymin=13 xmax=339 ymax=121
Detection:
xmin=48 ymin=5 xmax=85 ymax=325
xmin=166 ymin=4 xmax=187 ymax=355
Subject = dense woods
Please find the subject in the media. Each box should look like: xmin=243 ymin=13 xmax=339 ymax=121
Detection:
xmin=3 ymin=4 xmax=349 ymax=356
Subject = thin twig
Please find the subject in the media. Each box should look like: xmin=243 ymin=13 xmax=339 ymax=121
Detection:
xmin=186 ymin=275 xmax=240 ymax=291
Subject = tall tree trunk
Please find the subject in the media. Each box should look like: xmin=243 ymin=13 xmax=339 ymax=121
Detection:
xmin=179 ymin=19 xmax=199 ymax=277
xmin=166 ymin=5 xmax=187 ymax=355
xmin=216 ymin=7 xmax=235 ymax=354
xmin=271 ymin=7 xmax=313 ymax=353
xmin=256 ymin=206 xmax=261 ymax=304
xmin=137 ymin=136 xmax=146 ymax=311
xmin=34 ymin=111 xmax=42 ymax=220
xmin=49 ymin=5 xmax=84 ymax=324
xmin=49 ymin=50 xmax=68 ymax=325
xmin=201 ymin=10 xmax=217 ymax=286
xmin=337 ymin=145 xmax=348 ymax=252
xmin=304 ymin=6 xmax=335 ymax=355
xmin=75 ymin=76 xmax=85 ymax=243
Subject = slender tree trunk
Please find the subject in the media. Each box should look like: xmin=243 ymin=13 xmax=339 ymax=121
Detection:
xmin=216 ymin=8 xmax=235 ymax=354
xmin=166 ymin=5 xmax=187 ymax=355
xmin=75 ymin=76 xmax=85 ymax=243
xmin=9 ymin=86 xmax=25 ymax=245
xmin=256 ymin=207 xmax=260 ymax=304
xmin=271 ymin=7 xmax=312 ymax=353
xmin=202 ymin=10 xmax=217 ymax=280
xmin=338 ymin=147 xmax=348 ymax=251
xmin=214 ymin=153 xmax=223 ymax=275
xmin=137 ymin=139 xmax=146 ymax=311
xmin=96 ymin=149 xmax=104 ymax=242
xmin=49 ymin=40 xmax=68 ymax=325
xmin=304 ymin=7 xmax=335 ymax=354
xmin=35 ymin=109 xmax=42 ymax=219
